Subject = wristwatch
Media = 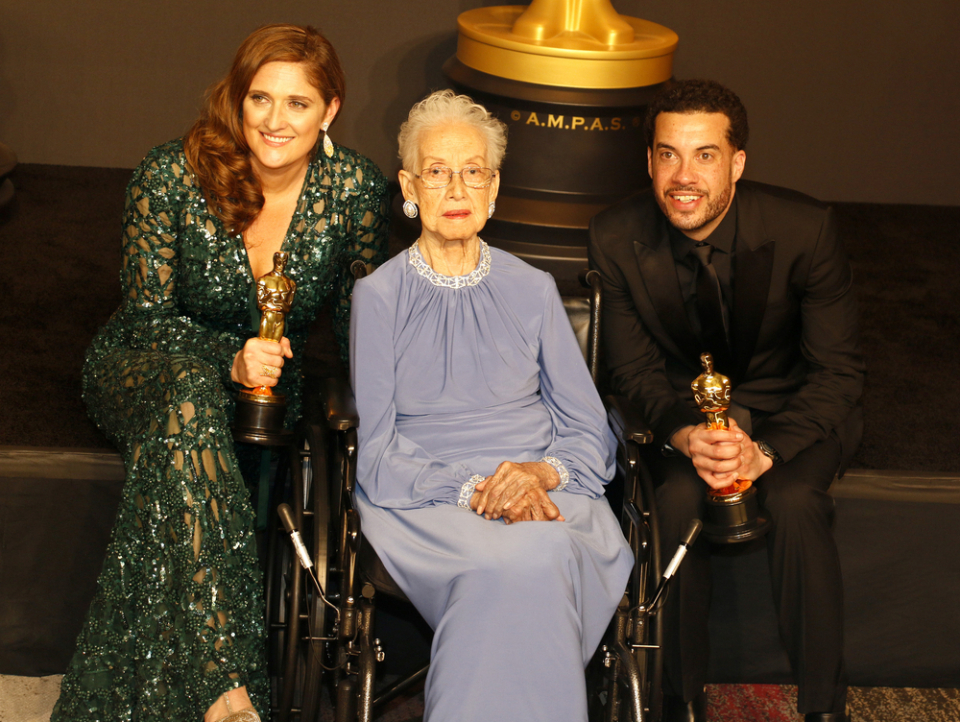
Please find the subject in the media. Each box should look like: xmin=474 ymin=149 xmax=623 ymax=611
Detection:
xmin=756 ymin=439 xmax=783 ymax=465
xmin=661 ymin=439 xmax=681 ymax=457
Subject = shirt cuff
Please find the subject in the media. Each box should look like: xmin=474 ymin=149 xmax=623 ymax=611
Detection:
xmin=540 ymin=456 xmax=569 ymax=492
xmin=661 ymin=425 xmax=689 ymax=457
xmin=458 ymin=474 xmax=485 ymax=510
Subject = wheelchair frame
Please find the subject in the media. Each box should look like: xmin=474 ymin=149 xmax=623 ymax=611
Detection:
xmin=266 ymin=269 xmax=686 ymax=722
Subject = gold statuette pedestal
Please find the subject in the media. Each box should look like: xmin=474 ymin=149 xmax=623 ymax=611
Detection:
xmin=692 ymin=353 xmax=771 ymax=544
xmin=426 ymin=0 xmax=678 ymax=286
xmin=455 ymin=0 xmax=677 ymax=90
xmin=233 ymin=251 xmax=297 ymax=445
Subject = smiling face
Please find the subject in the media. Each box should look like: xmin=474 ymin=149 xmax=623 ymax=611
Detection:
xmin=398 ymin=123 xmax=499 ymax=247
xmin=648 ymin=111 xmax=746 ymax=241
xmin=242 ymin=61 xmax=340 ymax=178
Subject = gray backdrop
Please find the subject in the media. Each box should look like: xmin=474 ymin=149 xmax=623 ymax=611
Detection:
xmin=1 ymin=0 xmax=957 ymax=205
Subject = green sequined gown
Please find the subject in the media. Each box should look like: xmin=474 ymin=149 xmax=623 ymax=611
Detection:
xmin=52 ymin=139 xmax=389 ymax=722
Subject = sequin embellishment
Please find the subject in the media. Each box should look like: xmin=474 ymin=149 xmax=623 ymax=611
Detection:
xmin=52 ymin=139 xmax=388 ymax=722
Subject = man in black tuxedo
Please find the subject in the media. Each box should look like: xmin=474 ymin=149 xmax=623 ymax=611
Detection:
xmin=588 ymin=80 xmax=863 ymax=722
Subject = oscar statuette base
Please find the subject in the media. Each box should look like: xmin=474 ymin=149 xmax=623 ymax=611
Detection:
xmin=232 ymin=389 xmax=294 ymax=445
xmin=701 ymin=484 xmax=771 ymax=544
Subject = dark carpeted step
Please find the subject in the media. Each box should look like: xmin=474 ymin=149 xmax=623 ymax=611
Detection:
xmin=0 ymin=177 xmax=13 ymax=208
xmin=0 ymin=141 xmax=16 ymax=177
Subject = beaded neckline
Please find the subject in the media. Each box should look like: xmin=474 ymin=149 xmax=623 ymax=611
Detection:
xmin=408 ymin=240 xmax=491 ymax=289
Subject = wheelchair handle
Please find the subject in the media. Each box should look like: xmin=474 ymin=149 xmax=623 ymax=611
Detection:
xmin=278 ymin=502 xmax=297 ymax=533
xmin=278 ymin=503 xmax=314 ymax=571
xmin=278 ymin=505 xmax=342 ymax=630
xmin=644 ymin=519 xmax=702 ymax=614
xmin=680 ymin=518 xmax=702 ymax=549
xmin=663 ymin=519 xmax=702 ymax=581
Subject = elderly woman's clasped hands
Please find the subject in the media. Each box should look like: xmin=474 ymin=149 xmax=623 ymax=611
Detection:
xmin=472 ymin=461 xmax=566 ymax=523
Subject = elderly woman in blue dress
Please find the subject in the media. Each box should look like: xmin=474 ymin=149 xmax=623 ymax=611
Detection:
xmin=349 ymin=90 xmax=632 ymax=721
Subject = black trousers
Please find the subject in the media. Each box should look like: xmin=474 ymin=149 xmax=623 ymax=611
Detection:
xmin=650 ymin=432 xmax=848 ymax=715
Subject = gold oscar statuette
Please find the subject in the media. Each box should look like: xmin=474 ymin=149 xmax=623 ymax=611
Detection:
xmin=692 ymin=353 xmax=771 ymax=543
xmin=233 ymin=251 xmax=297 ymax=444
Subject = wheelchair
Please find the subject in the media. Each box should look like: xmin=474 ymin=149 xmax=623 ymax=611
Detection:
xmin=263 ymin=266 xmax=699 ymax=722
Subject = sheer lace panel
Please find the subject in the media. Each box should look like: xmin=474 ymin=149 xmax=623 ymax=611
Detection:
xmin=57 ymin=140 xmax=388 ymax=722
xmin=55 ymin=353 xmax=267 ymax=722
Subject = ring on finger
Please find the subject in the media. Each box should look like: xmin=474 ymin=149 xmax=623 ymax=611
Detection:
xmin=261 ymin=364 xmax=277 ymax=379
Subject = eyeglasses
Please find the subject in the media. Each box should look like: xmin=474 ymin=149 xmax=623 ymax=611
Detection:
xmin=416 ymin=166 xmax=496 ymax=189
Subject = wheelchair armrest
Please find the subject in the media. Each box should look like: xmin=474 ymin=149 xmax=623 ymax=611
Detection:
xmin=322 ymin=376 xmax=359 ymax=431
xmin=604 ymin=394 xmax=654 ymax=446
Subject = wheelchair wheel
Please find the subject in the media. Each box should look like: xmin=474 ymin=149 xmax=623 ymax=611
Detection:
xmin=588 ymin=439 xmax=664 ymax=722
xmin=301 ymin=421 xmax=337 ymax=722
xmin=267 ymin=423 xmax=338 ymax=722
xmin=588 ymin=593 xmax=662 ymax=722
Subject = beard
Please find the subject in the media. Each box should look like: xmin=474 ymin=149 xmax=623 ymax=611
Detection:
xmin=656 ymin=182 xmax=733 ymax=233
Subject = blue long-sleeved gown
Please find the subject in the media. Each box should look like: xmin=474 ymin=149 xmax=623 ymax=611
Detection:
xmin=350 ymin=241 xmax=633 ymax=722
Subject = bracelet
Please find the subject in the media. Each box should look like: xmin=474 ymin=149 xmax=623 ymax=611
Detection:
xmin=540 ymin=456 xmax=569 ymax=491
xmin=458 ymin=474 xmax=485 ymax=510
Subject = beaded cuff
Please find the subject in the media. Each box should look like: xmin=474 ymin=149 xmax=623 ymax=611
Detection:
xmin=541 ymin=456 xmax=570 ymax=491
xmin=409 ymin=240 xmax=491 ymax=289
xmin=458 ymin=474 xmax=485 ymax=510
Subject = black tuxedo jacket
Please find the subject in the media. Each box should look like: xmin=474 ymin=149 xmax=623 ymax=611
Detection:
xmin=588 ymin=180 xmax=865 ymax=472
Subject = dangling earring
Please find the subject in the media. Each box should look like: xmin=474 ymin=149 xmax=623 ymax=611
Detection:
xmin=403 ymin=200 xmax=419 ymax=218
xmin=487 ymin=201 xmax=496 ymax=219
xmin=322 ymin=122 xmax=334 ymax=158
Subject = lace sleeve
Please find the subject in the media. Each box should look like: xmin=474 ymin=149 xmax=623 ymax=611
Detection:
xmin=332 ymin=151 xmax=390 ymax=363
xmin=116 ymin=148 xmax=245 ymax=385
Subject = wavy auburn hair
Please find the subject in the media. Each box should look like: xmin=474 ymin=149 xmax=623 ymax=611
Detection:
xmin=184 ymin=24 xmax=345 ymax=234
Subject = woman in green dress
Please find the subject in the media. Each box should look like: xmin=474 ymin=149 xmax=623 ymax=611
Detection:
xmin=52 ymin=24 xmax=389 ymax=722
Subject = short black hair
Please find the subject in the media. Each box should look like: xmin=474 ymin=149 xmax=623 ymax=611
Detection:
xmin=644 ymin=79 xmax=749 ymax=151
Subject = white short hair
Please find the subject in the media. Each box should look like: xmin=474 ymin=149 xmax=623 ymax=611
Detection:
xmin=398 ymin=90 xmax=508 ymax=172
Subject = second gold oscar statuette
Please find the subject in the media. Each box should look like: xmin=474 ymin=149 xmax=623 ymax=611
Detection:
xmin=692 ymin=353 xmax=771 ymax=544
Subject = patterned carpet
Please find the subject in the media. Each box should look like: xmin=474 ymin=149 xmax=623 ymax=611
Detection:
xmin=2 ymin=675 xmax=958 ymax=721
xmin=709 ymin=684 xmax=960 ymax=721
xmin=350 ymin=683 xmax=960 ymax=722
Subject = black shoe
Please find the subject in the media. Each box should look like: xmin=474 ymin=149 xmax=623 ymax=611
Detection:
xmin=804 ymin=713 xmax=849 ymax=722
xmin=661 ymin=690 xmax=707 ymax=722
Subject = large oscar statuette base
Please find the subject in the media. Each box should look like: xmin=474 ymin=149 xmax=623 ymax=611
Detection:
xmin=233 ymin=251 xmax=297 ymax=446
xmin=427 ymin=0 xmax=678 ymax=286
xmin=693 ymin=353 xmax=771 ymax=544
